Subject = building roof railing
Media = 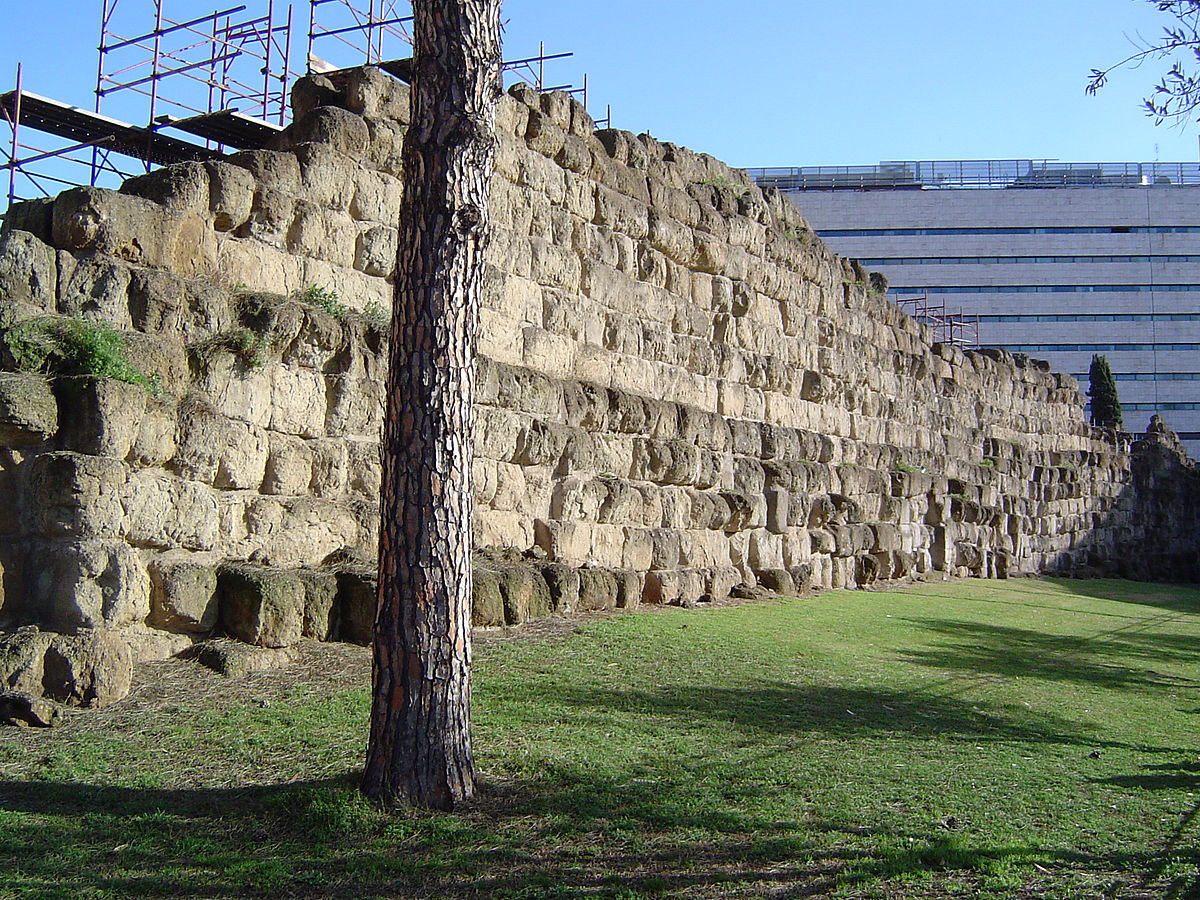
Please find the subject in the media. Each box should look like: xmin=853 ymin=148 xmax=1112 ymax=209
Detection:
xmin=747 ymin=160 xmax=1200 ymax=191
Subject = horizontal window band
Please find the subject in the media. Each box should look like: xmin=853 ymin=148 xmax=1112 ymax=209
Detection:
xmin=860 ymin=255 xmax=1200 ymax=266
xmin=1071 ymin=372 xmax=1200 ymax=381
xmin=994 ymin=343 xmax=1200 ymax=351
xmin=820 ymin=226 xmax=1200 ymax=237
xmin=982 ymin=313 xmax=1200 ymax=322
xmin=890 ymin=285 xmax=1200 ymax=294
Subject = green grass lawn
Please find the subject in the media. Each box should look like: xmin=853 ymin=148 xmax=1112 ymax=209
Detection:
xmin=3 ymin=577 xmax=1200 ymax=898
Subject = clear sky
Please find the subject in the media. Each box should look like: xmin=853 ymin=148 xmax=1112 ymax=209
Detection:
xmin=1 ymin=0 xmax=1198 ymax=171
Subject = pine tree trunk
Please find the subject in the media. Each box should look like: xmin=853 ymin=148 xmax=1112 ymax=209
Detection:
xmin=363 ymin=0 xmax=501 ymax=811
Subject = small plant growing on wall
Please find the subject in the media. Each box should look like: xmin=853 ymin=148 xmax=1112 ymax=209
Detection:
xmin=2 ymin=314 xmax=160 ymax=394
xmin=1088 ymin=353 xmax=1123 ymax=430
xmin=295 ymin=284 xmax=347 ymax=320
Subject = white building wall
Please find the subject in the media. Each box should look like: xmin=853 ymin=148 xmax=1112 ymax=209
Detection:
xmin=789 ymin=185 xmax=1200 ymax=455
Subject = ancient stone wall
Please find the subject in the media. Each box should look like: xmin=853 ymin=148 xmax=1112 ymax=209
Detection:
xmin=0 ymin=66 xmax=1192 ymax=708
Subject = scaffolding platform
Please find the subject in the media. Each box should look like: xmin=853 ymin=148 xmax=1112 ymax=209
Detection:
xmin=162 ymin=109 xmax=283 ymax=150
xmin=1 ymin=89 xmax=219 ymax=167
xmin=895 ymin=291 xmax=980 ymax=348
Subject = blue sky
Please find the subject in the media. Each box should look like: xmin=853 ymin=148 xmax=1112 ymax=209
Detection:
xmin=1 ymin=0 xmax=1198 ymax=171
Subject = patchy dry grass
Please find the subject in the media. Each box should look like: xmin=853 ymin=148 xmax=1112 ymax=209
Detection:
xmin=2 ymin=577 xmax=1200 ymax=898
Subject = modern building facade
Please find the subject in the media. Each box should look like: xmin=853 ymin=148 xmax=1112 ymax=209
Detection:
xmin=749 ymin=161 xmax=1200 ymax=455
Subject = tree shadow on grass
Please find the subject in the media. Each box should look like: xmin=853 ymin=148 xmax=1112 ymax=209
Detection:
xmin=4 ymin=772 xmax=1196 ymax=900
xmin=1045 ymin=577 xmax=1200 ymax=616
xmin=898 ymin=617 xmax=1200 ymax=693
xmin=0 ymin=774 xmax=845 ymax=899
xmin=532 ymin=679 xmax=1140 ymax=752
xmin=1 ymin=676 xmax=1196 ymax=899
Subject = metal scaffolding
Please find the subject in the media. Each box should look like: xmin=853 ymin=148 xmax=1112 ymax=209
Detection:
xmin=306 ymin=0 xmax=411 ymax=71
xmin=97 ymin=0 xmax=296 ymax=144
xmin=305 ymin=4 xmax=608 ymax=123
xmin=3 ymin=0 xmax=610 ymax=208
xmin=895 ymin=291 xmax=980 ymax=349
xmin=3 ymin=1 xmax=297 ymax=207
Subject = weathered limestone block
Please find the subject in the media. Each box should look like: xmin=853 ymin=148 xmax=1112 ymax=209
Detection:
xmin=148 ymin=558 xmax=219 ymax=633
xmin=270 ymin=365 xmax=327 ymax=437
xmin=58 ymin=253 xmax=133 ymax=327
xmin=294 ymin=142 xmax=356 ymax=211
xmin=361 ymin=116 xmax=406 ymax=174
xmin=355 ymin=224 xmax=397 ymax=277
xmin=218 ymin=564 xmax=304 ymax=648
xmin=227 ymin=150 xmax=301 ymax=195
xmin=474 ymin=508 xmax=535 ymax=552
xmin=0 ymin=690 xmax=62 ymax=727
xmin=0 ymin=229 xmax=57 ymax=310
xmin=122 ymin=162 xmax=209 ymax=212
xmin=237 ymin=495 xmax=361 ymax=568
xmin=577 ymin=568 xmax=618 ymax=611
xmin=534 ymin=519 xmax=593 ymax=565
xmin=0 ymin=374 xmax=57 ymax=447
xmin=187 ymin=639 xmax=297 ymax=677
xmin=204 ymin=160 xmax=257 ymax=232
xmin=514 ymin=419 xmax=570 ymax=468
xmin=51 ymin=187 xmax=168 ymax=267
xmin=31 ymin=452 xmax=128 ymax=538
xmin=309 ymin=439 xmax=349 ymax=498
xmin=124 ymin=470 xmax=221 ymax=551
xmin=0 ymin=630 xmax=53 ymax=695
xmin=350 ymin=167 xmax=403 ymax=223
xmin=643 ymin=568 xmax=706 ymax=606
xmin=325 ymin=372 xmax=385 ymax=438
xmin=290 ymin=106 xmax=370 ymax=158
xmin=263 ymin=433 xmax=314 ymax=496
xmin=32 ymin=538 xmax=149 ymax=632
xmin=496 ymin=564 xmax=552 ymax=624
xmin=238 ymin=188 xmax=295 ymax=247
xmin=472 ymin=562 xmax=506 ymax=627
xmin=41 ymin=630 xmax=132 ymax=707
xmin=299 ymin=569 xmax=339 ymax=640
xmin=338 ymin=66 xmax=410 ymax=122
xmin=54 ymin=377 xmax=146 ymax=459
xmin=288 ymin=202 xmax=357 ymax=268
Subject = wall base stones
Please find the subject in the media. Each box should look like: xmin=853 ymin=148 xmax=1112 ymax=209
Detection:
xmin=0 ymin=65 xmax=1196 ymax=709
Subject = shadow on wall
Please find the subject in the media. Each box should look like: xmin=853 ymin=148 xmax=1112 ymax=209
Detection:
xmin=1054 ymin=416 xmax=1200 ymax=584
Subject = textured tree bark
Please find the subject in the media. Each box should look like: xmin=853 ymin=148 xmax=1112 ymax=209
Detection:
xmin=363 ymin=0 xmax=501 ymax=811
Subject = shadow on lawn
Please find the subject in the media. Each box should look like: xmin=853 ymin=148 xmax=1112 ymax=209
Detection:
xmin=0 ymin=774 xmax=865 ymax=899
xmin=3 ymin=772 xmax=1197 ymax=900
xmin=538 ymin=679 xmax=1104 ymax=748
xmin=2 ymin=675 xmax=1198 ymax=898
xmin=899 ymin=618 xmax=1200 ymax=692
xmin=1047 ymin=577 xmax=1200 ymax=608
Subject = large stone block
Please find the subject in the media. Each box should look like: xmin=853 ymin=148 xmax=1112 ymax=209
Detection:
xmin=148 ymin=558 xmax=219 ymax=633
xmin=42 ymin=630 xmax=133 ymax=708
xmin=0 ymin=631 xmax=53 ymax=695
xmin=218 ymin=564 xmax=305 ymax=648
xmin=30 ymin=452 xmax=128 ymax=538
xmin=122 ymin=162 xmax=210 ymax=212
xmin=0 ymin=374 xmax=57 ymax=447
xmin=290 ymin=107 xmax=371 ymax=159
xmin=0 ymin=229 xmax=57 ymax=310
xmin=204 ymin=160 xmax=257 ymax=232
xmin=299 ymin=569 xmax=339 ymax=640
xmin=124 ymin=470 xmax=221 ymax=551
xmin=31 ymin=539 xmax=150 ymax=632
xmin=51 ymin=187 xmax=167 ymax=266
xmin=54 ymin=377 xmax=146 ymax=459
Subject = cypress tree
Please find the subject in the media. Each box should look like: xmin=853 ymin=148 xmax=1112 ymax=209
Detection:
xmin=1088 ymin=353 xmax=1123 ymax=430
